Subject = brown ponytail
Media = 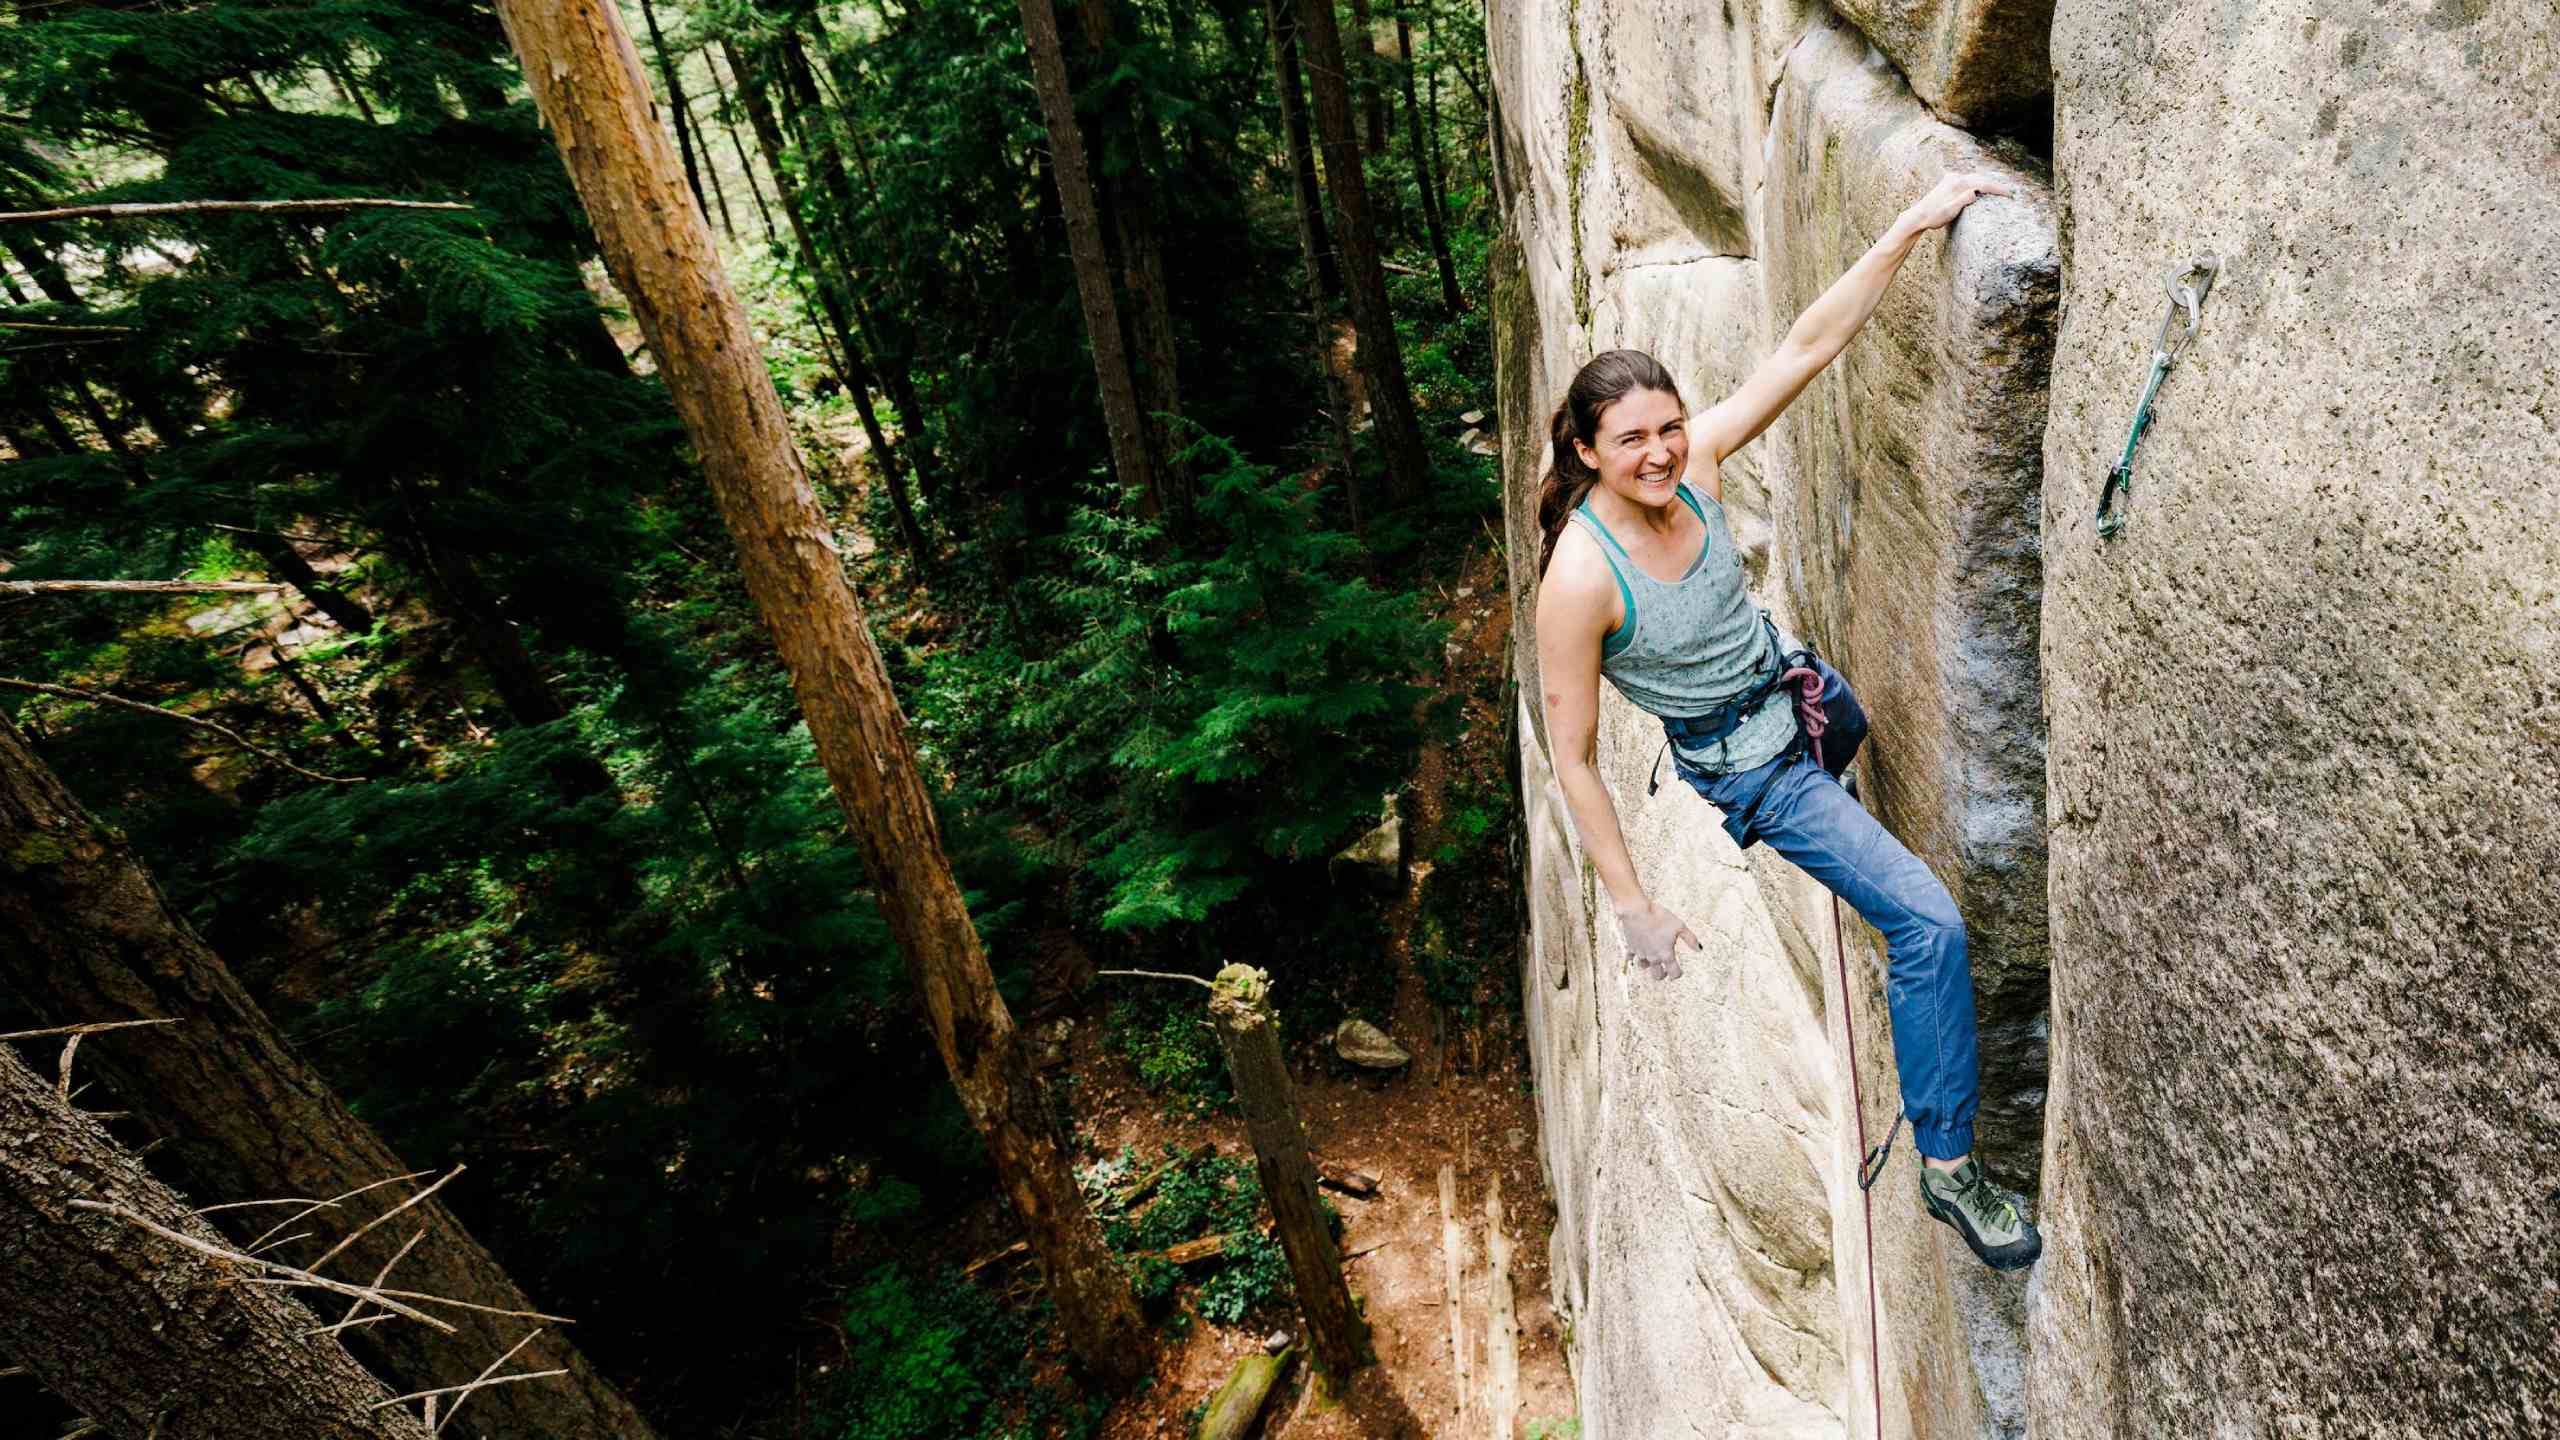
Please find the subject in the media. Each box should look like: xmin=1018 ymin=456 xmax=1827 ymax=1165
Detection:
xmin=1535 ymin=349 xmax=1682 ymax=576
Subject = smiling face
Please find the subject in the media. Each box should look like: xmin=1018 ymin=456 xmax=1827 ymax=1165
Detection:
xmin=1574 ymin=386 xmax=1689 ymax=509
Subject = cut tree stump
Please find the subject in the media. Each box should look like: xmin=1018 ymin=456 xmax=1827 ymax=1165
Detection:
xmin=1209 ymin=964 xmax=1372 ymax=1379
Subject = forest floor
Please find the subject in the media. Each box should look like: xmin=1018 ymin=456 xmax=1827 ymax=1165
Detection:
xmin=893 ymin=534 xmax=1578 ymax=1439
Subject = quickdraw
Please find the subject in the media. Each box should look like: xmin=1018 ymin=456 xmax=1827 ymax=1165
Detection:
xmin=2097 ymin=256 xmax=2221 ymax=540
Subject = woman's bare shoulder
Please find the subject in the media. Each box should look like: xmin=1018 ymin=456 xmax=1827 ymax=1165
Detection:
xmin=1537 ymin=523 xmax=1620 ymax=634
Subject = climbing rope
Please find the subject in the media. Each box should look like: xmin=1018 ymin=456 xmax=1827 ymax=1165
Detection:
xmin=1780 ymin=662 xmax=1901 ymax=1438
xmin=2097 ymin=256 xmax=2222 ymax=540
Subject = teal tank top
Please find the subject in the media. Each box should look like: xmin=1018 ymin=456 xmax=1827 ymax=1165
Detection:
xmin=1567 ymin=482 xmax=1799 ymax=772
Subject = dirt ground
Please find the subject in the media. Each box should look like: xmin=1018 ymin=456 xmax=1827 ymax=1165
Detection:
xmin=1058 ymin=540 xmax=1576 ymax=1440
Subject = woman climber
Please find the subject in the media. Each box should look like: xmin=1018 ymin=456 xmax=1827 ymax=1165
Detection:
xmin=1531 ymin=170 xmax=2040 ymax=1272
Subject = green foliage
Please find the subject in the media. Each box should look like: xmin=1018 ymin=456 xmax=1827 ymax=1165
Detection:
xmin=1104 ymin=994 xmax=1231 ymax=1115
xmin=985 ymin=431 xmax=1441 ymax=932
xmin=1415 ymin=769 xmax=1523 ymax=1025
xmin=1095 ymin=1148 xmax=1300 ymax=1330
xmin=829 ymin=1263 xmax=1102 ymax=1440
xmin=1196 ymin=1227 xmax=1292 ymax=1325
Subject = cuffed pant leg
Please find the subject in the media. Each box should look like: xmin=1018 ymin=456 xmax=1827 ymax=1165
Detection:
xmin=1740 ymin=757 xmax=1981 ymax=1162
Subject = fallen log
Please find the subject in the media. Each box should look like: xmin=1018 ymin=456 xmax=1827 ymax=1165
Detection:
xmin=1197 ymin=1344 xmax=1296 ymax=1440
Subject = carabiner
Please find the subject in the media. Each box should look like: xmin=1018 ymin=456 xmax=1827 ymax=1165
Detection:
xmin=2152 ymin=255 xmax=2221 ymax=368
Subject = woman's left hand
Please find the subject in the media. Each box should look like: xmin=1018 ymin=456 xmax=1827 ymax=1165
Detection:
xmin=1899 ymin=172 xmax=2015 ymax=235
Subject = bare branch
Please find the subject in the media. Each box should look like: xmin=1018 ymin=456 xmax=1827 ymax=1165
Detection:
xmin=428 ymin=1328 xmax=546 ymax=1435
xmin=246 ymin=1170 xmax=432 ymax=1252
xmin=349 ymin=1286 xmax=574 ymax=1326
xmin=55 ymin=1033 xmax=80 ymax=1100
xmin=304 ymin=1312 xmax=399 ymax=1340
xmin=192 ymin=1196 xmax=333 ymax=1216
xmin=0 ymin=322 xmax=136 ymax=334
xmin=0 ymin=199 xmax=474 ymax=226
xmin=304 ymin=1165 xmax=461 ymax=1276
xmin=67 ymin=1200 xmax=458 ymax=1333
xmin=1096 ymin=968 xmax=1216 ymax=990
xmin=0 ymin=1018 xmax=177 ymax=1044
xmin=0 ymin=580 xmax=288 ymax=595
xmin=339 ymin=1225 xmax=431 ymax=1327
xmin=370 ymin=1367 xmax=568 ymax=1418
xmin=0 ymin=677 xmax=364 ymax=784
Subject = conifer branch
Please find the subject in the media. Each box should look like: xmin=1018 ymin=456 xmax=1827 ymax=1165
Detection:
xmin=0 ymin=199 xmax=473 ymax=226
xmin=0 ymin=676 xmax=365 ymax=784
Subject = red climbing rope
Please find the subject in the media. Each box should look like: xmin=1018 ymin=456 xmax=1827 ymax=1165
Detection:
xmin=1782 ymin=664 xmax=1886 ymax=1439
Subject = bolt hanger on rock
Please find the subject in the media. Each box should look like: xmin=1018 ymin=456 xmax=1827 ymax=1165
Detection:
xmin=2097 ymin=255 xmax=2222 ymax=540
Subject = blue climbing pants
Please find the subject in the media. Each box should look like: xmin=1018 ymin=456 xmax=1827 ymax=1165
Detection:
xmin=1669 ymin=656 xmax=1982 ymax=1162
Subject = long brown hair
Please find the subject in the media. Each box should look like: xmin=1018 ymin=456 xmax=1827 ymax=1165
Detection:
xmin=1535 ymin=349 xmax=1683 ymax=576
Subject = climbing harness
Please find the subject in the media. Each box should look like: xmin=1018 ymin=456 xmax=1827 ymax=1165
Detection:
xmin=2096 ymin=256 xmax=2222 ymax=540
xmin=1645 ymin=614 xmax=1797 ymax=795
xmin=1780 ymin=662 xmax=1899 ymax=1437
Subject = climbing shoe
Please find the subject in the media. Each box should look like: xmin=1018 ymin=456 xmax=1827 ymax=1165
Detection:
xmin=1920 ymin=1158 xmax=2041 ymax=1271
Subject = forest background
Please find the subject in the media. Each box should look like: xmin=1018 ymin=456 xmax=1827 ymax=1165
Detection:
xmin=0 ymin=0 xmax=1517 ymax=1434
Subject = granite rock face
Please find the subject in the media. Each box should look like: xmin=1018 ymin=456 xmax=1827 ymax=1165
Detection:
xmin=1763 ymin=15 xmax=2057 ymax=1188
xmin=2029 ymin=2 xmax=2560 ymax=1434
xmin=1827 ymin=0 xmax=2056 ymax=127
xmin=1492 ymin=0 xmax=2055 ymax=1432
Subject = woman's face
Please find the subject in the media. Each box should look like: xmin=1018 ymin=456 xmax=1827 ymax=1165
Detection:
xmin=1575 ymin=387 xmax=1688 ymax=508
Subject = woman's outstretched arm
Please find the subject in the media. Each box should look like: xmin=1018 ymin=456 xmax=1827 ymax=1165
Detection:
xmin=1694 ymin=171 xmax=2014 ymax=480
xmin=1538 ymin=535 xmax=1701 ymax=977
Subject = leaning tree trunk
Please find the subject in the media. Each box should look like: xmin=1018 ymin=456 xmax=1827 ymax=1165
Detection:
xmin=0 ymin=1045 xmax=436 ymax=1440
xmin=1012 ymin=0 xmax=1167 ymax=517
xmin=486 ymin=0 xmax=1154 ymax=1386
xmin=0 ymin=715 xmax=658 ymax=1440
xmin=1297 ymin=0 xmax=1434 ymax=505
xmin=1207 ymin=965 xmax=1371 ymax=1379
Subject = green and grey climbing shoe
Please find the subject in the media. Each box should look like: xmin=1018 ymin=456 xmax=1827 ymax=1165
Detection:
xmin=1920 ymin=1159 xmax=2041 ymax=1271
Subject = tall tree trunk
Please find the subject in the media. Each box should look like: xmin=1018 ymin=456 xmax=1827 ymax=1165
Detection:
xmin=1015 ymin=0 xmax=1166 ymax=517
xmin=0 ymin=715 xmax=659 ymax=1440
xmin=1072 ymin=0 xmax=1187 ymax=509
xmin=635 ymin=0 xmax=714 ymax=229
xmin=1398 ymin=16 xmax=1462 ymax=316
xmin=1347 ymin=0 xmax=1387 ymax=154
xmin=244 ymin=530 xmax=376 ymax=635
xmin=770 ymin=35 xmax=949 ymax=516
xmin=0 ymin=1046 xmax=435 ymax=1440
xmin=1296 ymin=0 xmax=1434 ymax=504
xmin=1265 ymin=0 xmax=1342 ymax=302
xmin=722 ymin=44 xmax=932 ymax=568
xmin=706 ymin=54 xmax=783 ymax=248
xmin=486 ymin=0 xmax=1154 ymax=1385
xmin=688 ymin=93 xmax=739 ymax=239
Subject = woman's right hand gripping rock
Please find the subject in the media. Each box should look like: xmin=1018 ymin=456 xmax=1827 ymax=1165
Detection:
xmin=1612 ymin=896 xmax=1701 ymax=982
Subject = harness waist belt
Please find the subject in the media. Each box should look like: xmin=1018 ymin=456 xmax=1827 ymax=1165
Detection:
xmin=1658 ymin=614 xmax=1809 ymax=748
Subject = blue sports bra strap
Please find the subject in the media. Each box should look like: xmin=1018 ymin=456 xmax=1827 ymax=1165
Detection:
xmin=1569 ymin=511 xmax=1638 ymax=654
xmin=1672 ymin=482 xmax=1709 ymax=525
xmin=1573 ymin=500 xmax=1633 ymax=558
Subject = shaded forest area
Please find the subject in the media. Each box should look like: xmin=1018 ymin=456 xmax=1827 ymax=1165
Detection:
xmin=1 ymin=0 xmax=1523 ymax=1435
